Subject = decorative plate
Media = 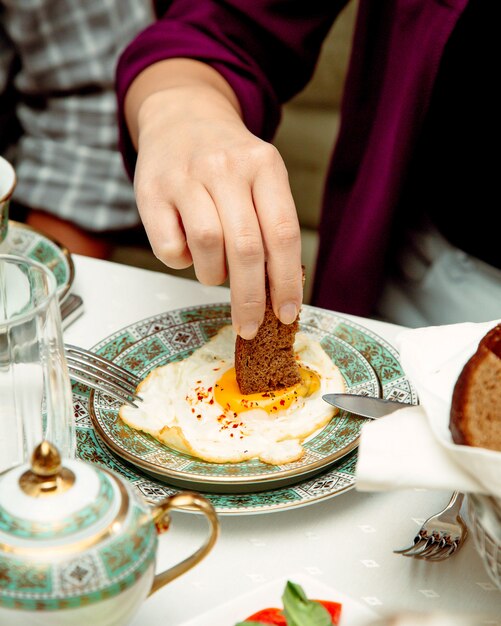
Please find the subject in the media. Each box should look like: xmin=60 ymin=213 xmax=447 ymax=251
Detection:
xmin=5 ymin=220 xmax=74 ymax=303
xmin=74 ymin=304 xmax=418 ymax=514
xmin=88 ymin=305 xmax=380 ymax=492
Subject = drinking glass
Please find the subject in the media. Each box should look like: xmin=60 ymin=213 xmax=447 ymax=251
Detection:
xmin=0 ymin=254 xmax=75 ymax=473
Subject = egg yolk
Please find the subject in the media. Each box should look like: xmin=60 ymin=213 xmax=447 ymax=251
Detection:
xmin=214 ymin=367 xmax=321 ymax=415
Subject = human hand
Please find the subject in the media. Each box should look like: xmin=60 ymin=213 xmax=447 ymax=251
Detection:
xmin=132 ymin=83 xmax=303 ymax=339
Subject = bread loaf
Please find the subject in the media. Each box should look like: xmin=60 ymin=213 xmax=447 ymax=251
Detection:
xmin=449 ymin=323 xmax=501 ymax=451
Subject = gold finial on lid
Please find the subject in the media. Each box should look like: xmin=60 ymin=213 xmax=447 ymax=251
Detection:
xmin=19 ymin=441 xmax=75 ymax=497
xmin=31 ymin=440 xmax=62 ymax=476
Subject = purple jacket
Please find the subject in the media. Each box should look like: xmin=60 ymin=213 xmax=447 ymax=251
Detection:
xmin=116 ymin=0 xmax=468 ymax=316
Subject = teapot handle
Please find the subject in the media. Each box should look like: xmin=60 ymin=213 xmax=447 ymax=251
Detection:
xmin=149 ymin=491 xmax=219 ymax=595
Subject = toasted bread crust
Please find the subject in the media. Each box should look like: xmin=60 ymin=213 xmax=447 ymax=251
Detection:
xmin=450 ymin=323 xmax=501 ymax=450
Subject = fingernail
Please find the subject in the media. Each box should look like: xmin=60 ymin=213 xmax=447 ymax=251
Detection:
xmin=279 ymin=303 xmax=298 ymax=325
xmin=238 ymin=323 xmax=259 ymax=340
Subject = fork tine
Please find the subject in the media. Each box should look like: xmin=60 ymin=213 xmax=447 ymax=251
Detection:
xmin=410 ymin=534 xmax=447 ymax=558
xmin=400 ymin=535 xmax=439 ymax=558
xmin=394 ymin=492 xmax=467 ymax=562
xmin=425 ymin=538 xmax=465 ymax=562
xmin=66 ymin=360 xmax=142 ymax=400
xmin=65 ymin=344 xmax=141 ymax=386
xmin=64 ymin=344 xmax=143 ymax=407
xmin=65 ymin=355 xmax=139 ymax=395
xmin=413 ymin=537 xmax=448 ymax=559
xmin=393 ymin=534 xmax=428 ymax=556
xmin=67 ymin=369 xmax=140 ymax=407
xmin=420 ymin=540 xmax=457 ymax=561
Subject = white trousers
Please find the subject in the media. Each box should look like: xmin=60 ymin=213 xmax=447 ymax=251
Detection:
xmin=376 ymin=224 xmax=501 ymax=328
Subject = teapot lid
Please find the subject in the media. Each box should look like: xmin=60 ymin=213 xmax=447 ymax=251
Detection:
xmin=0 ymin=441 xmax=127 ymax=550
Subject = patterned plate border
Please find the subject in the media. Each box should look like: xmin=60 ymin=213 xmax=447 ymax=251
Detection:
xmin=89 ymin=307 xmax=381 ymax=490
xmin=7 ymin=220 xmax=74 ymax=303
xmin=75 ymin=304 xmax=418 ymax=515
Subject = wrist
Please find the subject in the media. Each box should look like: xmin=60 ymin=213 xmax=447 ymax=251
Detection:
xmin=125 ymin=58 xmax=242 ymax=148
xmin=137 ymin=83 xmax=241 ymax=131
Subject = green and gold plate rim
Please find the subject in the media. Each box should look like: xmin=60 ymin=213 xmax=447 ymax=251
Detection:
xmin=87 ymin=305 xmax=383 ymax=489
xmin=75 ymin=303 xmax=418 ymax=514
xmin=6 ymin=220 xmax=75 ymax=304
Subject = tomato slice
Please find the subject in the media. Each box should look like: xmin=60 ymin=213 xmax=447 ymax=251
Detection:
xmin=314 ymin=599 xmax=343 ymax=624
xmin=243 ymin=599 xmax=342 ymax=624
xmin=243 ymin=607 xmax=287 ymax=624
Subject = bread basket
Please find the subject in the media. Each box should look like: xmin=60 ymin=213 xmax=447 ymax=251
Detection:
xmin=467 ymin=494 xmax=501 ymax=590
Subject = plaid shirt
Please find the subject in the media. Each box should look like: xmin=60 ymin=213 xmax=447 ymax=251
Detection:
xmin=0 ymin=0 xmax=154 ymax=231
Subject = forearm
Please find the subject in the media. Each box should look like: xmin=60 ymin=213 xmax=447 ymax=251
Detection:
xmin=124 ymin=58 xmax=243 ymax=150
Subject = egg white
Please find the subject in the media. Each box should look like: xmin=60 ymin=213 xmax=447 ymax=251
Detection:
xmin=119 ymin=325 xmax=345 ymax=465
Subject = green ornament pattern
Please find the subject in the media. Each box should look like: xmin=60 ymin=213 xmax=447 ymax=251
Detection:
xmin=0 ymin=473 xmax=114 ymax=540
xmin=0 ymin=499 xmax=156 ymax=611
xmin=73 ymin=304 xmax=417 ymax=515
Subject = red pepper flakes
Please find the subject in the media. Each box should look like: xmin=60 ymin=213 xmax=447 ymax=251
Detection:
xmin=280 ymin=399 xmax=285 ymax=406
xmin=207 ymin=387 xmax=213 ymax=392
xmin=209 ymin=399 xmax=214 ymax=404
xmin=232 ymin=423 xmax=239 ymax=428
xmin=196 ymin=414 xmax=202 ymax=419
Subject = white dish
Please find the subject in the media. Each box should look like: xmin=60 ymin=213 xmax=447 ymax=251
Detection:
xmin=175 ymin=574 xmax=379 ymax=626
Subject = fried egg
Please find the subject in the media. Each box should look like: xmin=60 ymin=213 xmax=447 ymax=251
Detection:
xmin=119 ymin=326 xmax=345 ymax=465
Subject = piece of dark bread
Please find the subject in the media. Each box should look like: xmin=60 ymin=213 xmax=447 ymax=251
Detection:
xmin=235 ymin=273 xmax=302 ymax=395
xmin=449 ymin=323 xmax=501 ymax=451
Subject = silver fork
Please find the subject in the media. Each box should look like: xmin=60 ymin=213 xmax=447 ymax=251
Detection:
xmin=394 ymin=491 xmax=468 ymax=561
xmin=65 ymin=344 xmax=142 ymax=407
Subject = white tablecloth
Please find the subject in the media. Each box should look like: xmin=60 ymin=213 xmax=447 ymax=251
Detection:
xmin=65 ymin=255 xmax=501 ymax=625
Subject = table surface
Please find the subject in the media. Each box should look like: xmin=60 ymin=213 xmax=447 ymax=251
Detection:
xmin=64 ymin=255 xmax=501 ymax=625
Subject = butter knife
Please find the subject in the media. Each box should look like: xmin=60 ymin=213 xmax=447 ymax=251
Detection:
xmin=60 ymin=293 xmax=84 ymax=330
xmin=322 ymin=393 xmax=413 ymax=419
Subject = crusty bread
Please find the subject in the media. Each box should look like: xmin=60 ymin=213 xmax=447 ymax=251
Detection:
xmin=450 ymin=323 xmax=501 ymax=451
xmin=235 ymin=273 xmax=302 ymax=395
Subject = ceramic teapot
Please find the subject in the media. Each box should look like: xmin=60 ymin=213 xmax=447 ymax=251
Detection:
xmin=0 ymin=441 xmax=219 ymax=625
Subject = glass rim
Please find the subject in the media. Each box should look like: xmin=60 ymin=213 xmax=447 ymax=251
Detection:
xmin=0 ymin=253 xmax=58 ymax=325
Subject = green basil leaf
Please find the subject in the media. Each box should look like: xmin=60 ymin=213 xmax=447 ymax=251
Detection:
xmin=282 ymin=581 xmax=332 ymax=626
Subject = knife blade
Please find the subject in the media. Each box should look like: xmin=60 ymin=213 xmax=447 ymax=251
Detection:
xmin=60 ymin=293 xmax=84 ymax=330
xmin=322 ymin=393 xmax=412 ymax=419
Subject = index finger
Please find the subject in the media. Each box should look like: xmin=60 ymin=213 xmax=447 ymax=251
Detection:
xmin=208 ymin=179 xmax=266 ymax=340
xmin=252 ymin=152 xmax=303 ymax=324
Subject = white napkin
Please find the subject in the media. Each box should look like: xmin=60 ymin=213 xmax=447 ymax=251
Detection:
xmin=355 ymin=319 xmax=501 ymax=497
